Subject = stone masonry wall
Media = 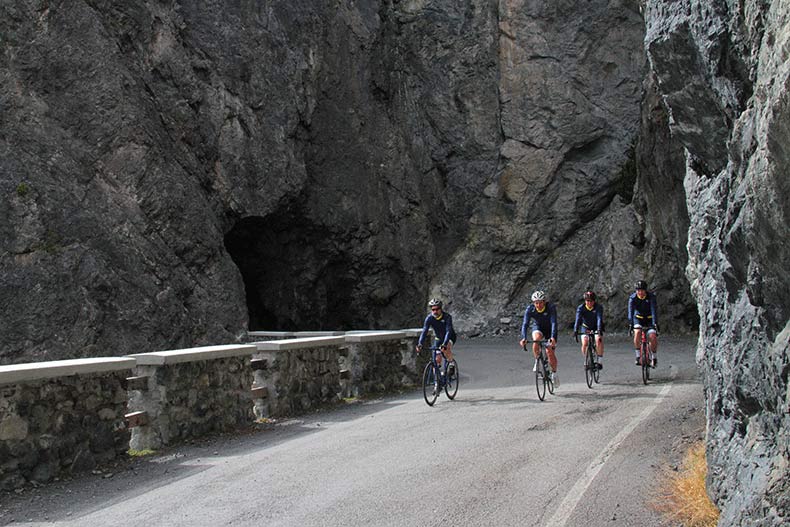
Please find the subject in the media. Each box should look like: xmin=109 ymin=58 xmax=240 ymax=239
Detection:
xmin=128 ymin=356 xmax=254 ymax=451
xmin=253 ymin=347 xmax=344 ymax=419
xmin=0 ymin=372 xmax=129 ymax=490
xmin=252 ymin=337 xmax=419 ymax=419
xmin=3 ymin=334 xmax=421 ymax=483
xmin=343 ymin=340 xmax=420 ymax=398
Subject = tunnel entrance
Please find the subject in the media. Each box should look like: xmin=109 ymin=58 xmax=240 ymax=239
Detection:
xmin=223 ymin=212 xmax=359 ymax=331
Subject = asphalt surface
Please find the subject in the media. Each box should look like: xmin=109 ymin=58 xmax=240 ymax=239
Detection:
xmin=0 ymin=334 xmax=705 ymax=527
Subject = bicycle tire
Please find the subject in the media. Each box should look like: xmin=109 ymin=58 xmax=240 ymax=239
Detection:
xmin=585 ymin=344 xmax=595 ymax=389
xmin=422 ymin=362 xmax=439 ymax=406
xmin=593 ymin=354 xmax=601 ymax=384
xmin=641 ymin=342 xmax=649 ymax=385
xmin=444 ymin=360 xmax=459 ymax=400
xmin=535 ymin=355 xmax=546 ymax=401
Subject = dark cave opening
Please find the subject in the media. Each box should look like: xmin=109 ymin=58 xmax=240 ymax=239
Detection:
xmin=223 ymin=213 xmax=360 ymax=331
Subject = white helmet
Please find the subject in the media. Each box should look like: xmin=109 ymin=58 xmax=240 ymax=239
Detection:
xmin=531 ymin=290 xmax=546 ymax=302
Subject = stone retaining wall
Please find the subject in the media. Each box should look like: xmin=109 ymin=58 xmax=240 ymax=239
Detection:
xmin=0 ymin=332 xmax=421 ymax=488
xmin=0 ymin=359 xmax=134 ymax=490
xmin=127 ymin=345 xmax=257 ymax=451
xmin=343 ymin=333 xmax=421 ymax=397
xmin=252 ymin=338 xmax=346 ymax=418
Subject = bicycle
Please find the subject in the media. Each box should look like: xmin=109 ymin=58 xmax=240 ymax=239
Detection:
xmin=523 ymin=339 xmax=555 ymax=401
xmin=576 ymin=329 xmax=601 ymax=388
xmin=419 ymin=343 xmax=459 ymax=406
xmin=630 ymin=325 xmax=656 ymax=385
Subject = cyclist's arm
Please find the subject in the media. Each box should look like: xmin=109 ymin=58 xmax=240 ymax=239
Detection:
xmin=520 ymin=306 xmax=531 ymax=340
xmin=549 ymin=304 xmax=558 ymax=340
xmin=418 ymin=316 xmax=431 ymax=346
xmin=573 ymin=305 xmax=582 ymax=334
xmin=597 ymin=304 xmax=604 ymax=333
xmin=627 ymin=295 xmax=635 ymax=326
xmin=650 ymin=294 xmax=658 ymax=328
xmin=442 ymin=315 xmax=454 ymax=346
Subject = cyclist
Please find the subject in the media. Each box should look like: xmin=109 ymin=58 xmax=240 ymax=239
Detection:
xmin=573 ymin=290 xmax=605 ymax=369
xmin=628 ymin=280 xmax=659 ymax=366
xmin=519 ymin=290 xmax=559 ymax=387
xmin=416 ymin=298 xmax=457 ymax=375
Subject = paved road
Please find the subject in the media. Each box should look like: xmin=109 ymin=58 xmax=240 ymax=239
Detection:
xmin=1 ymin=335 xmax=704 ymax=527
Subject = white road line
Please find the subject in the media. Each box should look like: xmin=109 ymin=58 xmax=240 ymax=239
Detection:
xmin=545 ymin=382 xmax=673 ymax=527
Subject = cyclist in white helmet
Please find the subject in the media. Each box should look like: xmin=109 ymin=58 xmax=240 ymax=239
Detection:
xmin=519 ymin=290 xmax=560 ymax=387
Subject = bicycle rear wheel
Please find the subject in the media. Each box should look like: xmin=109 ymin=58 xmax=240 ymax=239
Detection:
xmin=585 ymin=345 xmax=595 ymax=389
xmin=422 ymin=362 xmax=439 ymax=406
xmin=535 ymin=357 xmax=547 ymax=401
xmin=444 ymin=360 xmax=459 ymax=400
xmin=641 ymin=343 xmax=650 ymax=385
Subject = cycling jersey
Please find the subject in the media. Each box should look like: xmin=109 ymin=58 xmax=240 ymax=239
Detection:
xmin=418 ymin=312 xmax=456 ymax=347
xmin=521 ymin=303 xmax=558 ymax=340
xmin=574 ymin=303 xmax=604 ymax=333
xmin=628 ymin=292 xmax=658 ymax=327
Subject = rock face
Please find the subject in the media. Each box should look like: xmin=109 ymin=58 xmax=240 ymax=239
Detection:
xmin=645 ymin=0 xmax=789 ymax=524
xmin=0 ymin=1 xmax=695 ymax=366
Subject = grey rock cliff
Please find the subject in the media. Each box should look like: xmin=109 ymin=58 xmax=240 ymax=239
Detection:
xmin=645 ymin=0 xmax=789 ymax=524
xmin=1 ymin=0 xmax=693 ymax=363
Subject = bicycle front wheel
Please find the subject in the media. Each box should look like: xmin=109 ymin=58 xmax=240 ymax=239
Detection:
xmin=585 ymin=346 xmax=595 ymax=389
xmin=593 ymin=354 xmax=601 ymax=384
xmin=535 ymin=357 xmax=547 ymax=401
xmin=444 ymin=360 xmax=459 ymax=400
xmin=422 ymin=362 xmax=439 ymax=406
xmin=641 ymin=344 xmax=650 ymax=385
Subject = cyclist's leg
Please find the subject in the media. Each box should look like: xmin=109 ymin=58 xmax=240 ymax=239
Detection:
xmin=648 ymin=329 xmax=658 ymax=353
xmin=648 ymin=328 xmax=658 ymax=364
xmin=546 ymin=342 xmax=557 ymax=372
xmin=444 ymin=340 xmax=454 ymax=362
xmin=531 ymin=330 xmax=543 ymax=359
xmin=596 ymin=334 xmax=604 ymax=356
xmin=580 ymin=334 xmax=588 ymax=357
xmin=433 ymin=340 xmax=443 ymax=368
xmin=539 ymin=322 xmax=557 ymax=372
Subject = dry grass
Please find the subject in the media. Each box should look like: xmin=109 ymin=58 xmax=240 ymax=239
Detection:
xmin=653 ymin=441 xmax=720 ymax=527
xmin=127 ymin=448 xmax=156 ymax=457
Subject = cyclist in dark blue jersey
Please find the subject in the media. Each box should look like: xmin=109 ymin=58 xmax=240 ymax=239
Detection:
xmin=416 ymin=298 xmax=457 ymax=373
xmin=628 ymin=280 xmax=659 ymax=366
xmin=574 ymin=290 xmax=605 ymax=370
xmin=519 ymin=290 xmax=560 ymax=387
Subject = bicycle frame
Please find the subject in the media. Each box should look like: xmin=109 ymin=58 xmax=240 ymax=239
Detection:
xmin=635 ymin=326 xmax=654 ymax=384
xmin=421 ymin=343 xmax=459 ymax=406
xmin=578 ymin=330 xmax=600 ymax=388
xmin=430 ymin=345 xmax=449 ymax=377
xmin=523 ymin=339 xmax=554 ymax=401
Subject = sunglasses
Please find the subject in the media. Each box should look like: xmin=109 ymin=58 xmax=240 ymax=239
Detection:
xmin=430 ymin=307 xmax=441 ymax=311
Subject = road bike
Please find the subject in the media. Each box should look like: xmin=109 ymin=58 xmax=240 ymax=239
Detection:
xmin=631 ymin=325 xmax=656 ymax=385
xmin=420 ymin=343 xmax=459 ymax=406
xmin=523 ymin=339 xmax=555 ymax=401
xmin=576 ymin=329 xmax=601 ymax=388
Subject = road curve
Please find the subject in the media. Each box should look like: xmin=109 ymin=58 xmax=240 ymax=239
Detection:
xmin=0 ymin=335 xmax=704 ymax=527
